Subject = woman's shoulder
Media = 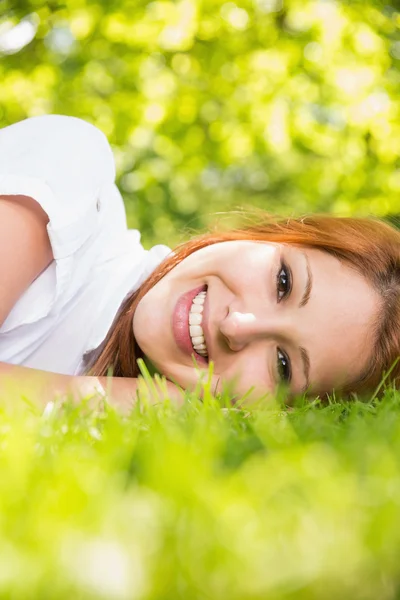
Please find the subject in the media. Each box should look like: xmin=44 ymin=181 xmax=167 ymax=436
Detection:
xmin=1 ymin=113 xmax=108 ymax=141
xmin=0 ymin=115 xmax=121 ymax=334
xmin=1 ymin=114 xmax=115 ymax=178
xmin=0 ymin=114 xmax=116 ymax=222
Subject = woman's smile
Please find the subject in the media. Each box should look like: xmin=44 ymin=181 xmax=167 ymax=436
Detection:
xmin=188 ymin=289 xmax=209 ymax=358
xmin=172 ymin=284 xmax=209 ymax=366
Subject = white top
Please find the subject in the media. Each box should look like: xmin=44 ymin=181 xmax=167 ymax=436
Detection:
xmin=0 ymin=115 xmax=171 ymax=375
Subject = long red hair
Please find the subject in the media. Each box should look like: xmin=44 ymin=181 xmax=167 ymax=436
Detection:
xmin=84 ymin=214 xmax=400 ymax=397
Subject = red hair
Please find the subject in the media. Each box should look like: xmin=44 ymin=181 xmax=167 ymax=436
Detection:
xmin=84 ymin=214 xmax=400 ymax=397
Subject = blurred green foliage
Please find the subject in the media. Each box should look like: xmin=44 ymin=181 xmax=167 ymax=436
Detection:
xmin=1 ymin=0 xmax=400 ymax=247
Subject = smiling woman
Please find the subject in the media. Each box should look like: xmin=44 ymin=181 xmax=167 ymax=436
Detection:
xmin=131 ymin=239 xmax=378 ymax=400
xmin=89 ymin=215 xmax=398 ymax=403
xmin=0 ymin=115 xmax=399 ymax=408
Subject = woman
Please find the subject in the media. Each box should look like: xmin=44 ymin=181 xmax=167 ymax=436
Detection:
xmin=0 ymin=115 xmax=399 ymax=408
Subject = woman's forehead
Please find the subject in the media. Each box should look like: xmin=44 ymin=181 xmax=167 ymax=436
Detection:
xmin=299 ymin=248 xmax=380 ymax=392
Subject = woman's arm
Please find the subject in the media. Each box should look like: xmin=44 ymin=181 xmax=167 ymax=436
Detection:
xmin=0 ymin=361 xmax=132 ymax=411
xmin=0 ymin=196 xmax=139 ymax=410
xmin=0 ymin=362 xmax=184 ymax=413
xmin=0 ymin=195 xmax=53 ymax=327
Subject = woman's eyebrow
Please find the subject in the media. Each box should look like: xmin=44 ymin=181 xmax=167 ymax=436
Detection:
xmin=297 ymin=252 xmax=312 ymax=392
xmin=300 ymin=346 xmax=311 ymax=392
xmin=299 ymin=252 xmax=313 ymax=308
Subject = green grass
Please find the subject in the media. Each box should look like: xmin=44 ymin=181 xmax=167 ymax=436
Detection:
xmin=1 ymin=382 xmax=400 ymax=599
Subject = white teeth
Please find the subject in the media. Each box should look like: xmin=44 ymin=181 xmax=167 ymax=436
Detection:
xmin=194 ymin=343 xmax=206 ymax=351
xmin=188 ymin=290 xmax=208 ymax=358
xmin=190 ymin=325 xmax=203 ymax=336
xmin=190 ymin=304 xmax=203 ymax=313
xmin=189 ymin=313 xmax=202 ymax=326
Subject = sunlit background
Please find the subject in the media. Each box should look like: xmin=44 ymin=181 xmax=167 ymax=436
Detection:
xmin=2 ymin=0 xmax=400 ymax=246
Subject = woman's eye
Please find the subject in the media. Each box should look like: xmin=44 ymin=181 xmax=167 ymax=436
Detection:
xmin=277 ymin=262 xmax=292 ymax=302
xmin=277 ymin=348 xmax=292 ymax=384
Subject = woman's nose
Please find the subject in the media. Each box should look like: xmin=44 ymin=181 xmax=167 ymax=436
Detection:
xmin=219 ymin=310 xmax=268 ymax=352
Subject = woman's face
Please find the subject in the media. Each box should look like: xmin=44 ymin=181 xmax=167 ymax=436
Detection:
xmin=133 ymin=241 xmax=379 ymax=402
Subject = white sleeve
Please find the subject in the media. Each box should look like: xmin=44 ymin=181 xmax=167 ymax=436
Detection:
xmin=0 ymin=114 xmax=116 ymax=328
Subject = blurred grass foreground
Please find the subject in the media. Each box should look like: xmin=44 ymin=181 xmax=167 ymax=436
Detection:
xmin=1 ymin=388 xmax=400 ymax=599
xmin=2 ymin=0 xmax=400 ymax=598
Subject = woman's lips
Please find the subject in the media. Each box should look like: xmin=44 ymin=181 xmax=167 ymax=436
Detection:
xmin=172 ymin=285 xmax=208 ymax=365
